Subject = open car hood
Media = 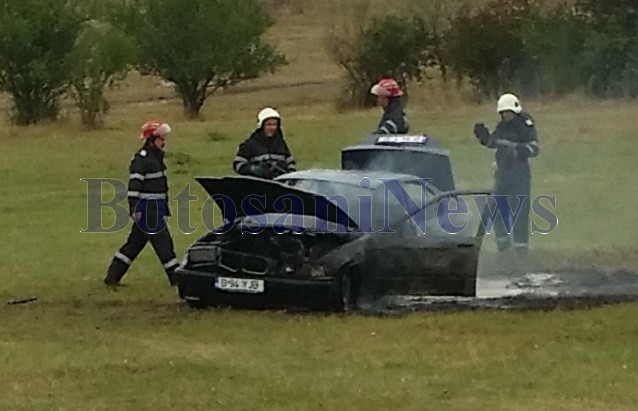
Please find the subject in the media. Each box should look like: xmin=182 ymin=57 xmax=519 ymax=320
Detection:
xmin=196 ymin=176 xmax=359 ymax=230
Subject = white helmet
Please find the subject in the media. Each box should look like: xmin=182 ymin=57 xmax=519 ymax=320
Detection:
xmin=497 ymin=93 xmax=522 ymax=114
xmin=257 ymin=107 xmax=281 ymax=128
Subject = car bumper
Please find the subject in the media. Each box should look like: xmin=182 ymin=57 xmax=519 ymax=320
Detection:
xmin=175 ymin=267 xmax=337 ymax=310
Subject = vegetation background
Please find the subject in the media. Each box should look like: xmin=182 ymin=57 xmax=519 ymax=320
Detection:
xmin=1 ymin=0 xmax=638 ymax=410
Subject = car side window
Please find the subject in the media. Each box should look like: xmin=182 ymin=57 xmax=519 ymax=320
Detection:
xmin=403 ymin=180 xmax=435 ymax=206
xmin=400 ymin=209 xmax=429 ymax=237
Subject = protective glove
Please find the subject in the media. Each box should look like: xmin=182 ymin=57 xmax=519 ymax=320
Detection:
xmin=473 ymin=123 xmax=491 ymax=145
xmin=249 ymin=162 xmax=271 ymax=179
xmin=270 ymin=162 xmax=288 ymax=177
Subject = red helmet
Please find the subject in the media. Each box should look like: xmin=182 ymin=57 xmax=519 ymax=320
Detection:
xmin=370 ymin=77 xmax=403 ymax=97
xmin=140 ymin=120 xmax=172 ymax=139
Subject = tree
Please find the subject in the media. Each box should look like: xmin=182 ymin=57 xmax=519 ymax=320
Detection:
xmin=68 ymin=21 xmax=136 ymax=128
xmin=0 ymin=0 xmax=82 ymax=125
xmin=120 ymin=0 xmax=285 ymax=119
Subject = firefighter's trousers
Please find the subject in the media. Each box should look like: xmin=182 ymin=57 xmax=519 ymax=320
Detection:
xmin=105 ymin=217 xmax=178 ymax=285
xmin=493 ymin=163 xmax=532 ymax=251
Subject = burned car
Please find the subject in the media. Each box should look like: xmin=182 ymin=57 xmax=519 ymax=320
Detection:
xmin=175 ymin=135 xmax=491 ymax=311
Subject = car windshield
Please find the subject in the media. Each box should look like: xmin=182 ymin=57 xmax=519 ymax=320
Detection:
xmin=279 ymin=177 xmax=433 ymax=230
xmin=281 ymin=178 xmax=371 ymax=202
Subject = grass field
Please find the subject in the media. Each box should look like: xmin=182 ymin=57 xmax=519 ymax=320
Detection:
xmin=2 ymin=2 xmax=638 ymax=409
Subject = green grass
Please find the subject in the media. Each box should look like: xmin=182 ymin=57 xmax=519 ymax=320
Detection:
xmin=1 ymin=95 xmax=638 ymax=410
xmin=2 ymin=303 xmax=638 ymax=411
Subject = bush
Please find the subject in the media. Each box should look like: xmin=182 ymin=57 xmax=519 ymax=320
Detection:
xmin=575 ymin=0 xmax=638 ymax=97
xmin=327 ymin=14 xmax=435 ymax=109
xmin=0 ymin=0 xmax=82 ymax=125
xmin=444 ymin=0 xmax=638 ymax=99
xmin=519 ymin=4 xmax=589 ymax=96
xmin=445 ymin=0 xmax=537 ymax=99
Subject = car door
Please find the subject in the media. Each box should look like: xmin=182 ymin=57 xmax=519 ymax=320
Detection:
xmin=362 ymin=190 xmax=491 ymax=297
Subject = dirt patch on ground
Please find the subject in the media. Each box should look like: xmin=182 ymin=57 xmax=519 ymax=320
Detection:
xmin=372 ymin=266 xmax=638 ymax=314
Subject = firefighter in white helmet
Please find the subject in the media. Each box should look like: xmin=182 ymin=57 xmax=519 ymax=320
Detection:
xmin=233 ymin=107 xmax=296 ymax=179
xmin=473 ymin=93 xmax=540 ymax=252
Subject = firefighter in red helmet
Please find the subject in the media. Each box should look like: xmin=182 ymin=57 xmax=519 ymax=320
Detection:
xmin=370 ymin=77 xmax=410 ymax=135
xmin=104 ymin=120 xmax=179 ymax=287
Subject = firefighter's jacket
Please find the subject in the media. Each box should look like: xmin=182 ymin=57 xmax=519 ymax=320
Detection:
xmin=233 ymin=129 xmax=296 ymax=177
xmin=374 ymin=98 xmax=410 ymax=135
xmin=127 ymin=143 xmax=169 ymax=218
xmin=481 ymin=111 xmax=540 ymax=173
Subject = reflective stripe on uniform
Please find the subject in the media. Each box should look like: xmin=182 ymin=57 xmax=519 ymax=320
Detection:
xmin=144 ymin=171 xmax=166 ymax=179
xmin=495 ymin=139 xmax=517 ymax=148
xmin=130 ymin=173 xmax=145 ymax=181
xmin=251 ymin=154 xmax=287 ymax=162
xmin=385 ymin=120 xmax=398 ymax=133
xmin=286 ymin=156 xmax=295 ymax=164
xmin=129 ymin=192 xmax=167 ymax=200
xmin=115 ymin=252 xmax=132 ymax=265
xmin=164 ymin=258 xmax=179 ymax=269
xmin=234 ymin=156 xmax=249 ymax=165
xmin=526 ymin=141 xmax=540 ymax=155
xmin=140 ymin=193 xmax=167 ymax=200
xmin=234 ymin=156 xmax=249 ymax=172
xmin=379 ymin=126 xmax=390 ymax=134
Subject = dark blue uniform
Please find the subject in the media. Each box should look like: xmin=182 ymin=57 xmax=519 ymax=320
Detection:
xmin=233 ymin=129 xmax=296 ymax=179
xmin=477 ymin=112 xmax=540 ymax=251
xmin=104 ymin=143 xmax=178 ymax=286
xmin=374 ymin=98 xmax=409 ymax=135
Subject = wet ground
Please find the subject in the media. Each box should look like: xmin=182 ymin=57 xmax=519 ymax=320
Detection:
xmin=378 ymin=268 xmax=638 ymax=313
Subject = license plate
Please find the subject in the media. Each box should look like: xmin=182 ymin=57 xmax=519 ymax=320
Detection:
xmin=215 ymin=277 xmax=265 ymax=294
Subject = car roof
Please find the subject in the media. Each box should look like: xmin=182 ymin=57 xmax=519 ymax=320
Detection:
xmin=276 ymin=168 xmax=428 ymax=189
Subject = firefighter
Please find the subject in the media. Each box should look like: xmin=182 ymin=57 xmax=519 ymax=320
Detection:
xmin=370 ymin=77 xmax=410 ymax=135
xmin=474 ymin=93 xmax=540 ymax=252
xmin=233 ymin=107 xmax=297 ymax=179
xmin=103 ymin=120 xmax=179 ymax=287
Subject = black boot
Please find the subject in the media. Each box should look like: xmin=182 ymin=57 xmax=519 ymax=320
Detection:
xmin=165 ymin=268 xmax=178 ymax=286
xmin=496 ymin=236 xmax=512 ymax=252
xmin=103 ymin=272 xmax=123 ymax=287
xmin=104 ymin=259 xmax=129 ymax=287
